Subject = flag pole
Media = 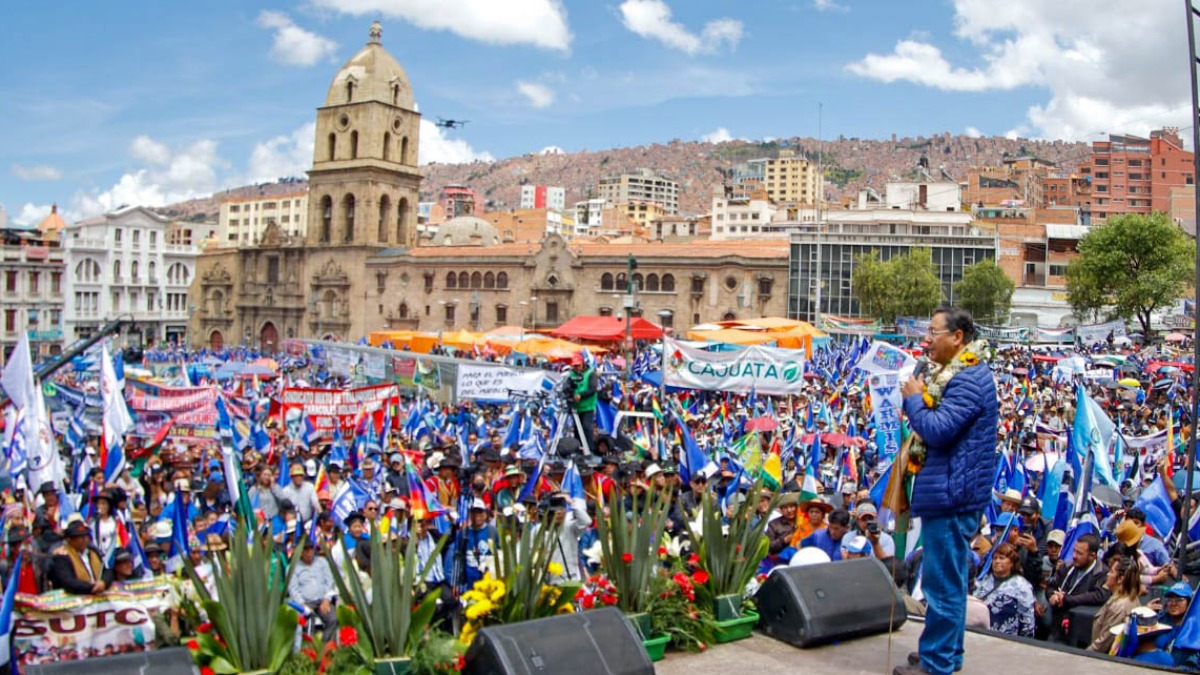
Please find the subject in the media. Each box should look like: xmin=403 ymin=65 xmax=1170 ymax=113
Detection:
xmin=1181 ymin=0 xmax=1200 ymax=571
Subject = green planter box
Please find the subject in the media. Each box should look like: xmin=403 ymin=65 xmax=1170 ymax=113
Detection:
xmin=713 ymin=610 xmax=759 ymax=644
xmin=713 ymin=594 xmax=743 ymax=622
xmin=641 ymin=634 xmax=670 ymax=662
xmin=627 ymin=611 xmax=653 ymax=640
xmin=375 ymin=657 xmax=412 ymax=675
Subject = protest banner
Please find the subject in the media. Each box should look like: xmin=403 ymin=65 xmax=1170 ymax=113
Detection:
xmin=1075 ymin=319 xmax=1126 ymax=345
xmin=868 ymin=374 xmax=903 ymax=461
xmin=14 ymin=580 xmax=172 ymax=666
xmin=855 ymin=341 xmax=917 ymax=376
xmin=280 ymin=384 xmax=400 ymax=437
xmin=124 ymin=381 xmax=220 ymax=441
xmin=391 ymin=357 xmax=442 ymax=392
xmin=455 ymin=365 xmax=553 ymax=400
xmin=663 ymin=338 xmax=805 ymax=396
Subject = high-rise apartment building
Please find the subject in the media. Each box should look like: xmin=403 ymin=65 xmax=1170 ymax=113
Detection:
xmin=218 ymin=191 xmax=308 ymax=246
xmin=1077 ymin=128 xmax=1193 ymax=223
xmin=520 ymin=185 xmax=566 ymax=212
xmin=598 ymin=169 xmax=679 ymax=214
xmin=731 ymin=150 xmax=821 ymax=205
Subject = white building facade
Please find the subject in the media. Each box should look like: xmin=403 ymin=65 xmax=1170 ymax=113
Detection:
xmin=63 ymin=206 xmax=199 ymax=346
xmin=217 ymin=191 xmax=309 ymax=246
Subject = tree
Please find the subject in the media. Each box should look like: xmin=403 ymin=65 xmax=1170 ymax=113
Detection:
xmin=852 ymin=248 xmax=944 ymax=325
xmin=1065 ymin=212 xmax=1195 ymax=335
xmin=954 ymin=259 xmax=1015 ymax=325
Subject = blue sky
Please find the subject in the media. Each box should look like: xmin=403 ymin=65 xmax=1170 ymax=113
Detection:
xmin=0 ymin=0 xmax=1187 ymax=225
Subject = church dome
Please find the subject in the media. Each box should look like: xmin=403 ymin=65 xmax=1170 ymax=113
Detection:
xmin=432 ymin=216 xmax=500 ymax=247
xmin=324 ymin=21 xmax=414 ymax=109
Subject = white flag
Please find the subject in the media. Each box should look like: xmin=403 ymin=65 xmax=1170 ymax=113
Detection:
xmin=100 ymin=343 xmax=133 ymax=452
xmin=0 ymin=331 xmax=36 ymax=409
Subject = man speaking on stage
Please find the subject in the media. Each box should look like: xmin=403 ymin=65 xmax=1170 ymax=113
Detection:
xmin=897 ymin=307 xmax=998 ymax=675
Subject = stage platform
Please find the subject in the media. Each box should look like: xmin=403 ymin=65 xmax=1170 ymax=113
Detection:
xmin=655 ymin=624 xmax=1159 ymax=674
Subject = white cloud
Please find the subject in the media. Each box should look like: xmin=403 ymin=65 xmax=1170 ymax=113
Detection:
xmin=257 ymin=11 xmax=338 ymax=67
xmin=964 ymin=126 xmax=982 ymax=138
xmin=130 ymin=135 xmax=171 ymax=165
xmin=311 ymin=0 xmax=571 ymax=51
xmin=700 ymin=127 xmax=734 ymax=143
xmin=846 ymin=0 xmax=1189 ymax=140
xmin=10 ymin=164 xmax=62 ymax=181
xmin=247 ymin=122 xmax=315 ymax=183
xmin=516 ymin=81 xmax=556 ymax=108
xmin=418 ymin=119 xmax=494 ymax=165
xmin=812 ymin=0 xmax=848 ymax=12
xmin=619 ymin=0 xmax=744 ymax=55
xmin=70 ymin=136 xmax=227 ymax=219
xmin=11 ymin=203 xmax=52 ymax=227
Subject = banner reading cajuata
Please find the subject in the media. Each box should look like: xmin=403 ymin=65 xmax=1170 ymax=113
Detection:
xmin=662 ymin=338 xmax=805 ymax=395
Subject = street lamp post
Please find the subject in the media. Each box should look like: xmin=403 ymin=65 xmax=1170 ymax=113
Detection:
xmin=657 ymin=309 xmax=673 ymax=406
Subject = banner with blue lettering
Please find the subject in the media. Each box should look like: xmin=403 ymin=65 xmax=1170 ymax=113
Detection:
xmin=868 ymin=373 xmax=903 ymax=461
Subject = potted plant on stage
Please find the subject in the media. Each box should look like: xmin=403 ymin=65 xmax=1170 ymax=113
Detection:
xmin=330 ymin=521 xmax=448 ymax=675
xmin=457 ymin=519 xmax=579 ymax=646
xmin=595 ymin=486 xmax=674 ymax=646
xmin=184 ymin=522 xmax=306 ymax=674
xmin=687 ymin=484 xmax=774 ymax=642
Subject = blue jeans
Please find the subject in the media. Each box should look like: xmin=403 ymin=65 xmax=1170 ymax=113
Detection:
xmin=919 ymin=511 xmax=980 ymax=675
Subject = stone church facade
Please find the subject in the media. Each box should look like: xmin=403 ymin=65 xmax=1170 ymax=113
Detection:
xmin=191 ymin=22 xmax=790 ymax=351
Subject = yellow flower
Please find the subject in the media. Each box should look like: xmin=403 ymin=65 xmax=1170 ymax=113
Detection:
xmin=922 ymin=392 xmax=935 ymax=408
xmin=465 ymin=599 xmax=493 ymax=621
xmin=959 ymin=352 xmax=979 ymax=366
xmin=547 ymin=562 xmax=564 ymax=577
xmin=489 ymin=581 xmax=507 ymax=602
xmin=556 ymin=603 xmax=575 ymax=614
xmin=460 ymin=623 xmax=478 ymax=645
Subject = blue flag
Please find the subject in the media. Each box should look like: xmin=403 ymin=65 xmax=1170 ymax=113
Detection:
xmin=0 ymin=551 xmax=20 ymax=666
xmin=1133 ymin=475 xmax=1177 ymax=539
xmin=562 ymin=460 xmax=586 ymax=501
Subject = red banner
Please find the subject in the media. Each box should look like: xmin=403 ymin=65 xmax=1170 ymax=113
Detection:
xmin=280 ymin=384 xmax=398 ymax=438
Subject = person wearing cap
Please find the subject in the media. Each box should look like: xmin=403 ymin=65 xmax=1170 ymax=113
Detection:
xmin=326 ymin=461 xmax=350 ymax=501
xmin=200 ymin=471 xmax=231 ymax=514
xmin=1147 ymin=581 xmax=1200 ymax=669
xmin=678 ymin=471 xmax=709 ymax=520
xmin=565 ymin=351 xmax=598 ymax=452
xmin=47 ymin=521 xmax=107 ymax=595
xmin=280 ymin=463 xmax=321 ymax=522
xmin=841 ymin=534 xmax=873 ymax=560
xmin=104 ymin=547 xmax=139 ymax=587
xmin=767 ymin=493 xmax=801 ymax=556
xmin=445 ymin=499 xmax=495 ymax=589
xmin=144 ymin=543 xmax=166 ymax=577
xmin=1043 ymin=533 xmax=1106 ymax=642
xmin=288 ymin=537 xmax=337 ymax=641
xmin=493 ymin=464 xmax=524 ymax=510
xmin=852 ymin=502 xmax=896 ymax=560
xmin=897 ymin=308 xmax=1001 ymax=675
xmin=1115 ymin=507 xmax=1171 ymax=568
xmin=34 ymin=481 xmax=62 ymax=533
xmin=385 ymin=452 xmax=409 ymax=495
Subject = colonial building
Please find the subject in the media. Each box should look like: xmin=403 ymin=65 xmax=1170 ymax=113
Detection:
xmin=62 ymin=205 xmax=197 ymax=346
xmin=192 ymin=22 xmax=421 ymax=351
xmin=366 ymin=231 xmax=789 ymax=334
xmin=0 ymin=225 xmax=65 ymax=363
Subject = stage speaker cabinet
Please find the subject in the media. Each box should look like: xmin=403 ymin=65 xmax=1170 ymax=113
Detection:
xmin=26 ymin=648 xmax=197 ymax=674
xmin=463 ymin=606 xmax=653 ymax=675
xmin=755 ymin=556 xmax=907 ymax=648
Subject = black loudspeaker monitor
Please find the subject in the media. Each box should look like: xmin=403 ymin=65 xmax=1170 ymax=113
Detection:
xmin=755 ymin=556 xmax=907 ymax=648
xmin=26 ymin=647 xmax=197 ymax=674
xmin=464 ymin=606 xmax=653 ymax=675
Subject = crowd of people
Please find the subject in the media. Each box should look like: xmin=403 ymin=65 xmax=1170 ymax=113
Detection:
xmin=2 ymin=313 xmax=1198 ymax=670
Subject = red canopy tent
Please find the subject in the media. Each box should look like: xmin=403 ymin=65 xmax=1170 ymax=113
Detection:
xmin=550 ymin=315 xmax=665 ymax=342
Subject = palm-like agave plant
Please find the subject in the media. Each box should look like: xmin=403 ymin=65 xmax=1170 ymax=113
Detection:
xmin=595 ymin=488 xmax=674 ymax=614
xmin=185 ymin=523 xmax=305 ymax=673
xmin=687 ymin=482 xmax=774 ymax=614
xmin=329 ymin=521 xmax=448 ymax=659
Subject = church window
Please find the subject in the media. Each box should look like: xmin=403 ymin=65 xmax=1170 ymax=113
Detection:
xmin=446 ymin=272 xmax=457 ymax=289
xmin=320 ymin=196 xmax=332 ymax=243
xmin=383 ymin=132 xmax=391 ymax=161
xmin=343 ymin=194 xmax=356 ymax=243
xmin=346 ymin=80 xmax=355 ymax=102
xmin=378 ymin=196 xmax=391 ymax=243
xmin=401 ymin=137 xmax=409 ymax=165
xmin=497 ymin=272 xmax=508 ymax=289
xmin=327 ymin=133 xmax=336 ymax=161
xmin=350 ymin=131 xmax=359 ymax=159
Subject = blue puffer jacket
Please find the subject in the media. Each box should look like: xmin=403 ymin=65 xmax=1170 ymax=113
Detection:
xmin=902 ymin=363 xmax=998 ymax=518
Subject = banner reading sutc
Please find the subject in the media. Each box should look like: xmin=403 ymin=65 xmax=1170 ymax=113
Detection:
xmin=662 ymin=338 xmax=805 ymax=395
xmin=14 ymin=580 xmax=172 ymax=665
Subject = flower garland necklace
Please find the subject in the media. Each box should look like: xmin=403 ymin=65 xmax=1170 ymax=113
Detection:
xmin=907 ymin=337 xmax=990 ymax=474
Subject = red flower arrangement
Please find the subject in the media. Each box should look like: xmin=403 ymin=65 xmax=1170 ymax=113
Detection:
xmin=338 ymin=626 xmax=359 ymax=647
xmin=575 ymin=574 xmax=620 ymax=611
xmin=621 ymin=552 xmax=634 ymax=563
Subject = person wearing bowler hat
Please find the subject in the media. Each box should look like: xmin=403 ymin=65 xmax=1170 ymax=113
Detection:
xmin=48 ymin=520 xmax=107 ymax=595
xmin=34 ymin=481 xmax=62 ymax=533
xmin=793 ymin=496 xmax=834 ymax=545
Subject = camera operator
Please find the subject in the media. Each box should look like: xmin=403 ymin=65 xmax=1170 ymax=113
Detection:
xmin=539 ymin=491 xmax=592 ymax=583
xmin=850 ymin=500 xmax=895 ymax=560
xmin=566 ymin=353 xmax=598 ymax=453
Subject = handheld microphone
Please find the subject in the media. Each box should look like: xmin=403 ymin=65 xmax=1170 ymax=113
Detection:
xmin=913 ymin=358 xmax=931 ymax=379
